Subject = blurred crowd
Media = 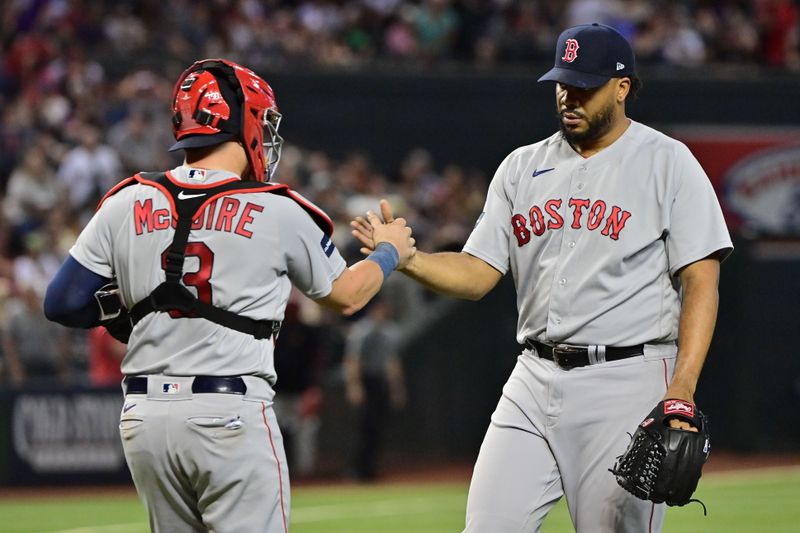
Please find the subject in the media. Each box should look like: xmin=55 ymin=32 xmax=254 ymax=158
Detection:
xmin=0 ymin=0 xmax=798 ymax=388
xmin=1 ymin=0 xmax=797 ymax=479
xmin=4 ymin=0 xmax=799 ymax=76
xmin=0 ymin=131 xmax=484 ymax=388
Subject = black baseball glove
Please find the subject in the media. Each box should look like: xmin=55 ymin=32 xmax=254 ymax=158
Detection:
xmin=94 ymin=281 xmax=132 ymax=344
xmin=610 ymin=399 xmax=710 ymax=511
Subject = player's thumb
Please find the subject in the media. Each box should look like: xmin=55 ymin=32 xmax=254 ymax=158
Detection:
xmin=379 ymin=199 xmax=395 ymax=223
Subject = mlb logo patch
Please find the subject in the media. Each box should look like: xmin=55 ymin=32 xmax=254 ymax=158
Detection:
xmin=163 ymin=383 xmax=180 ymax=394
xmin=320 ymin=235 xmax=335 ymax=257
xmin=187 ymin=168 xmax=207 ymax=181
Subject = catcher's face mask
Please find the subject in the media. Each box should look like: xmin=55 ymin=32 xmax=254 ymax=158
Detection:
xmin=170 ymin=58 xmax=284 ymax=182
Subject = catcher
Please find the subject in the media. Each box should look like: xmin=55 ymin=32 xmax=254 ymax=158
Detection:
xmin=44 ymin=58 xmax=416 ymax=533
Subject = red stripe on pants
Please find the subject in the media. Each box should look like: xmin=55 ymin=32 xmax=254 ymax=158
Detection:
xmin=262 ymin=402 xmax=288 ymax=533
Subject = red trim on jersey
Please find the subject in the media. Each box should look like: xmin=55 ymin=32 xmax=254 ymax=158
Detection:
xmin=662 ymin=358 xmax=669 ymax=389
xmin=261 ymin=402 xmax=288 ymax=533
xmin=165 ymin=169 xmax=241 ymax=190
xmin=648 ymin=502 xmax=655 ymax=532
xmin=135 ymin=174 xmax=178 ymax=224
xmin=196 ymin=184 xmax=287 ymax=217
xmin=104 ymin=171 xmax=334 ymax=237
xmin=96 ymin=176 xmax=137 ymax=211
xmin=285 ymin=189 xmax=335 ymax=235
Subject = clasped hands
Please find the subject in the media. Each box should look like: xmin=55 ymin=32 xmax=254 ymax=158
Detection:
xmin=352 ymin=199 xmax=416 ymax=269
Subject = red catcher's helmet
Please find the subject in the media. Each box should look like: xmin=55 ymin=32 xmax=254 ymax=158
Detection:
xmin=169 ymin=59 xmax=283 ymax=182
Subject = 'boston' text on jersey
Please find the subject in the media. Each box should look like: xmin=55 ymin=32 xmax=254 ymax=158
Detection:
xmin=133 ymin=197 xmax=263 ymax=238
xmin=511 ymin=197 xmax=632 ymax=246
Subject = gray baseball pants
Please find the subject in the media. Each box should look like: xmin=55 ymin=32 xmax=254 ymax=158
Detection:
xmin=464 ymin=345 xmax=677 ymax=533
xmin=119 ymin=375 xmax=289 ymax=533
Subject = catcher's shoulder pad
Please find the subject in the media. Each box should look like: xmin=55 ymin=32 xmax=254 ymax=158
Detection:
xmin=96 ymin=175 xmax=140 ymax=211
xmin=267 ymin=185 xmax=334 ymax=237
xmin=99 ymin=173 xmax=334 ymax=237
xmin=95 ymin=172 xmax=168 ymax=211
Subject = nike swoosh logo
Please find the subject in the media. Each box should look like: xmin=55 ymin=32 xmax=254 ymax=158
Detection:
xmin=177 ymin=191 xmax=207 ymax=200
xmin=532 ymin=167 xmax=555 ymax=177
xmin=122 ymin=402 xmax=136 ymax=413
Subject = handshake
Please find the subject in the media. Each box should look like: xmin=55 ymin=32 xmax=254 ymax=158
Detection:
xmin=351 ymin=199 xmax=417 ymax=270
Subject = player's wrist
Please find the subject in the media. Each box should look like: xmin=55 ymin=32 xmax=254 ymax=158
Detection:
xmin=397 ymin=249 xmax=421 ymax=274
xmin=366 ymin=242 xmax=400 ymax=280
xmin=665 ymin=376 xmax=697 ymax=402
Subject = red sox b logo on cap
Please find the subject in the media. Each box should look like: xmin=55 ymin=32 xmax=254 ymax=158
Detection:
xmin=562 ymin=38 xmax=580 ymax=63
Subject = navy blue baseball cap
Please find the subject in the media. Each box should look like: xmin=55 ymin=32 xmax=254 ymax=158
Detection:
xmin=538 ymin=23 xmax=636 ymax=89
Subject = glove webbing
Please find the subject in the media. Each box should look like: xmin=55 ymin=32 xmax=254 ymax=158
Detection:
xmin=609 ymin=430 xmax=666 ymax=500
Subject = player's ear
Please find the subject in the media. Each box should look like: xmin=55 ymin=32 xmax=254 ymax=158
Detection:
xmin=616 ymin=77 xmax=631 ymax=103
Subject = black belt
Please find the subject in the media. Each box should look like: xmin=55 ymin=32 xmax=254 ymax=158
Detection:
xmin=525 ymin=340 xmax=644 ymax=370
xmin=126 ymin=376 xmax=247 ymax=395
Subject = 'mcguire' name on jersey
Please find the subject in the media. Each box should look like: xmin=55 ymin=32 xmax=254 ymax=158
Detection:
xmin=134 ymin=197 xmax=263 ymax=238
xmin=511 ymin=197 xmax=632 ymax=246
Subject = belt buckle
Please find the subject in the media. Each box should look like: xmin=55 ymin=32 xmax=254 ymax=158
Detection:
xmin=552 ymin=344 xmax=582 ymax=369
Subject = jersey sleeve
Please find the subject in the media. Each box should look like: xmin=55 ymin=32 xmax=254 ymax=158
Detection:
xmin=462 ymin=154 xmax=513 ymax=274
xmin=69 ymin=191 xmax=129 ymax=278
xmin=280 ymin=198 xmax=347 ymax=299
xmin=666 ymin=143 xmax=734 ymax=276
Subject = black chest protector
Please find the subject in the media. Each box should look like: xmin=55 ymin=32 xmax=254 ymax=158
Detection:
xmin=107 ymin=171 xmax=333 ymax=340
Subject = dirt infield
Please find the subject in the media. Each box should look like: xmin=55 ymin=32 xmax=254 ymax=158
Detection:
xmin=1 ymin=450 xmax=799 ymax=500
xmin=376 ymin=450 xmax=800 ymax=483
xmin=703 ymin=451 xmax=800 ymax=473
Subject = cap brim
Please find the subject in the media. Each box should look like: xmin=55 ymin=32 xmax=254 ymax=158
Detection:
xmin=537 ymin=67 xmax=610 ymax=89
xmin=168 ymin=132 xmax=236 ymax=152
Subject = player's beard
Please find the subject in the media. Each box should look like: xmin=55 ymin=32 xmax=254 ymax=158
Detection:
xmin=558 ymin=100 xmax=615 ymax=145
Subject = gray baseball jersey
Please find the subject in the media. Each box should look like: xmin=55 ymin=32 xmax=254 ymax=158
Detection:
xmin=71 ymin=166 xmax=348 ymax=533
xmin=70 ymin=165 xmax=346 ymax=385
xmin=463 ymin=120 xmax=732 ymax=347
xmin=460 ymin=121 xmax=732 ymax=533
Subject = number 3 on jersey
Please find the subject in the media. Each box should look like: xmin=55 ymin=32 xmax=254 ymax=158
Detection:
xmin=160 ymin=242 xmax=215 ymax=318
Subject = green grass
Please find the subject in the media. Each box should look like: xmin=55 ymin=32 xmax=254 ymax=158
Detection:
xmin=0 ymin=468 xmax=798 ymax=532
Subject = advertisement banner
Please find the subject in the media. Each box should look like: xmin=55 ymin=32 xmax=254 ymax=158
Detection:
xmin=671 ymin=126 xmax=800 ymax=235
xmin=0 ymin=386 xmax=130 ymax=485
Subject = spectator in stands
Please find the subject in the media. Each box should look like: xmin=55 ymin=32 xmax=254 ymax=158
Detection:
xmin=13 ymin=231 xmax=61 ymax=300
xmin=384 ymin=10 xmax=418 ymax=58
xmin=757 ymin=0 xmax=800 ymax=68
xmin=108 ymin=111 xmax=171 ymax=176
xmin=414 ymin=0 xmax=460 ymax=60
xmin=3 ymin=145 xmax=60 ymax=235
xmin=661 ymin=5 xmax=707 ymax=66
xmin=57 ymin=122 xmax=122 ymax=215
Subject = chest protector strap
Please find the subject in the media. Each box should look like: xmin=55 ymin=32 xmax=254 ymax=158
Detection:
xmin=122 ymin=171 xmax=332 ymax=339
